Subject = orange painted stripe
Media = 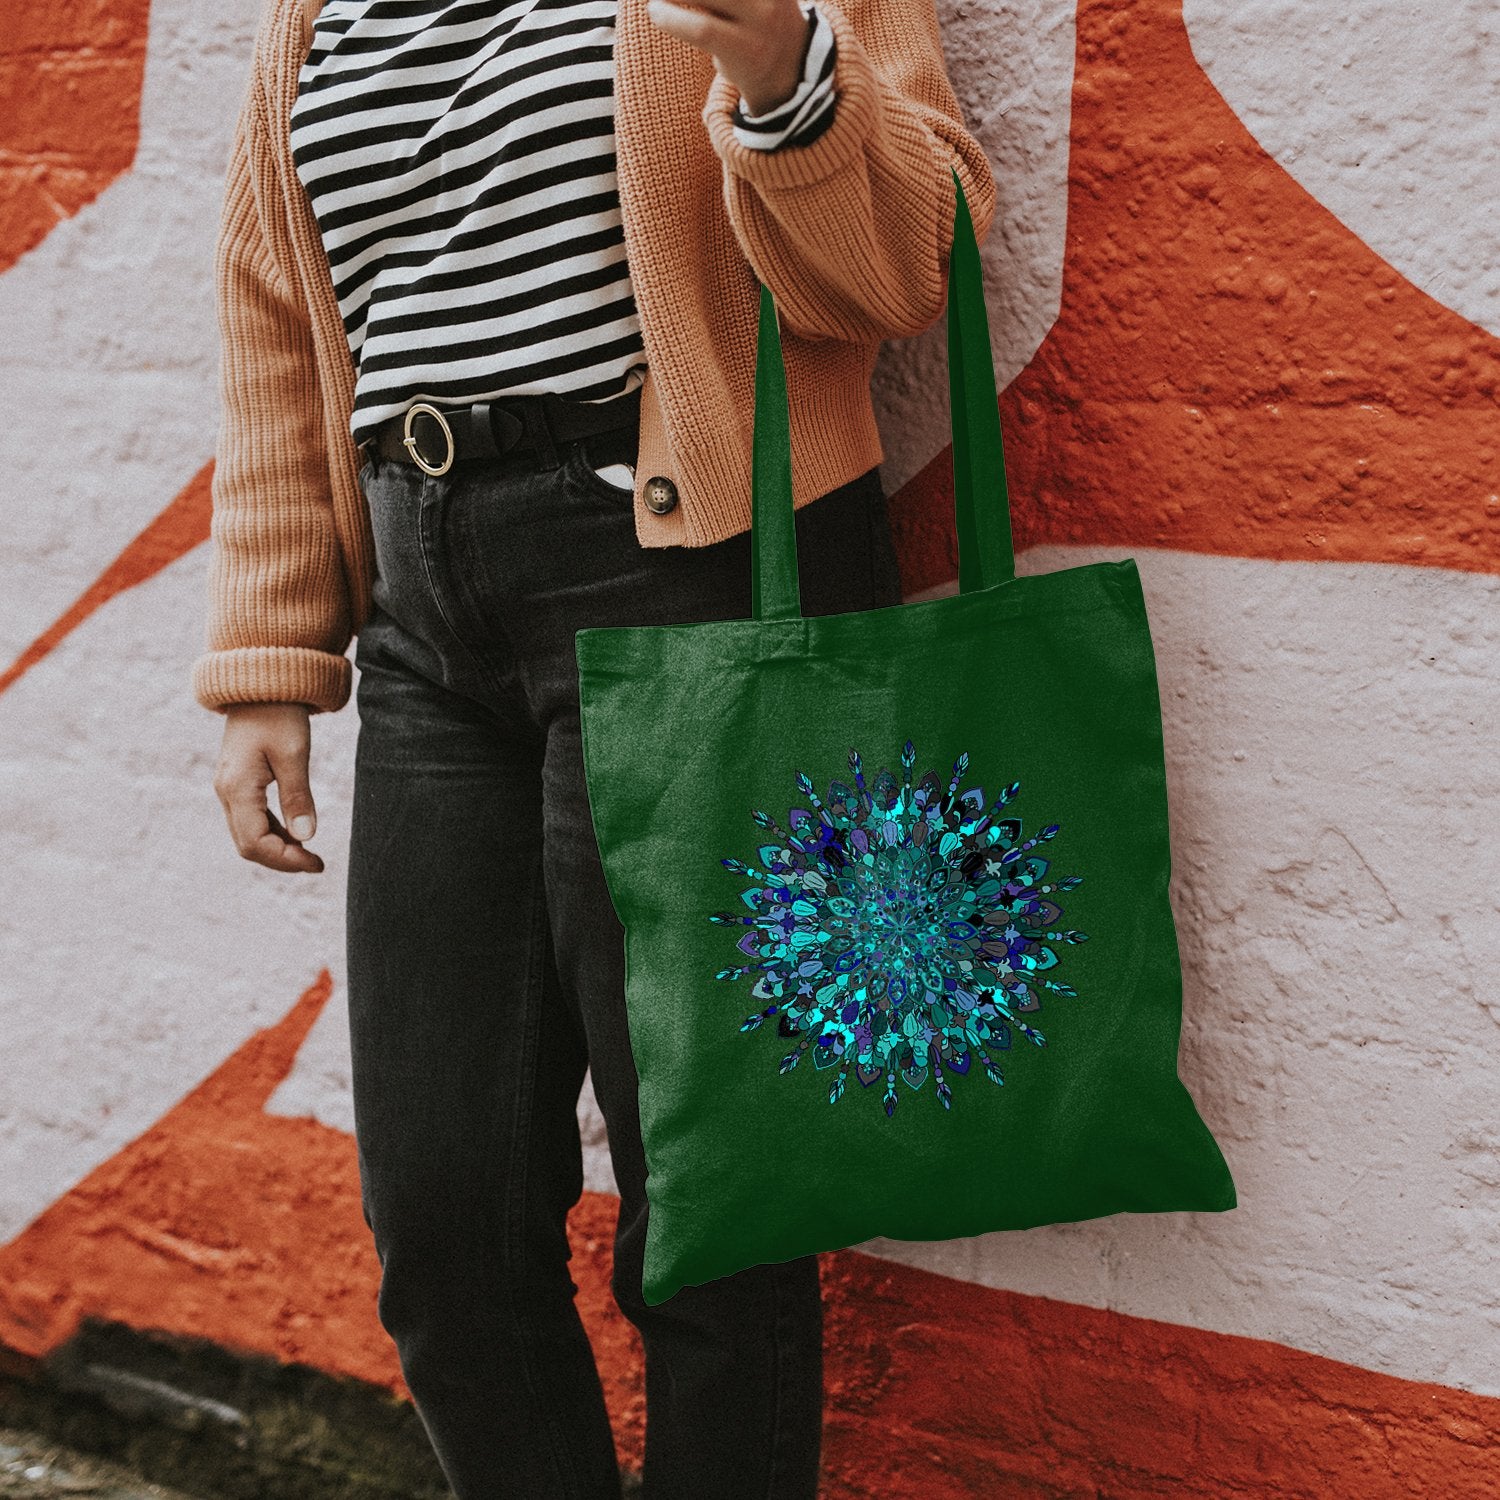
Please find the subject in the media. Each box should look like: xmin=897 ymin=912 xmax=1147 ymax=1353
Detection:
xmin=0 ymin=463 xmax=211 ymax=700
xmin=0 ymin=977 xmax=645 ymax=1463
xmin=820 ymin=1254 xmax=1500 ymax=1498
xmin=0 ymin=0 xmax=151 ymax=273
xmin=0 ymin=2 xmax=206 ymax=693
xmin=892 ymin=0 xmax=1500 ymax=595
xmin=3 ymin=980 xmax=1496 ymax=1494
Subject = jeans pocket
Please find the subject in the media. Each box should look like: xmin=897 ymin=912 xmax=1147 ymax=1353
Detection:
xmin=565 ymin=435 xmax=638 ymax=504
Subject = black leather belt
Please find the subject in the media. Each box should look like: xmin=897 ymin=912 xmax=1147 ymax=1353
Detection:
xmin=364 ymin=386 xmax=641 ymax=477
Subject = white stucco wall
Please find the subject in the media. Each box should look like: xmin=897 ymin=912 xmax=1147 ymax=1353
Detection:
xmin=2 ymin=0 xmax=1495 ymax=1423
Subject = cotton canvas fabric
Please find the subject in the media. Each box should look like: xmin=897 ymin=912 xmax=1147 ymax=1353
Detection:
xmin=575 ymin=176 xmax=1236 ymax=1306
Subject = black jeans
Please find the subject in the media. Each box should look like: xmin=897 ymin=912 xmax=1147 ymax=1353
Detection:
xmin=344 ymin=416 xmax=904 ymax=1500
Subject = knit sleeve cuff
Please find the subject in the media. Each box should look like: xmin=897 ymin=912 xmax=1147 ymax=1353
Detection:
xmin=192 ymin=644 xmax=353 ymax=715
xmin=701 ymin=0 xmax=878 ymax=188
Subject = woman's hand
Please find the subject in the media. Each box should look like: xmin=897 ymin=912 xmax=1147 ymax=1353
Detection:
xmin=213 ymin=702 xmax=325 ymax=874
xmin=648 ymin=0 xmax=812 ymax=116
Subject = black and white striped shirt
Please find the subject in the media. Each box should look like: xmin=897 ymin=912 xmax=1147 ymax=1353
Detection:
xmin=288 ymin=0 xmax=839 ymax=448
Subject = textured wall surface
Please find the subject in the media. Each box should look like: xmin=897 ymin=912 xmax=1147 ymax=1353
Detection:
xmin=871 ymin=0 xmax=1500 ymax=1413
xmin=1185 ymin=0 xmax=1500 ymax=339
xmin=2 ymin=0 xmax=1497 ymax=1492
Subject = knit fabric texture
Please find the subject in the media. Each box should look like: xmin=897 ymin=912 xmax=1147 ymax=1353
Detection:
xmin=192 ymin=0 xmax=998 ymax=714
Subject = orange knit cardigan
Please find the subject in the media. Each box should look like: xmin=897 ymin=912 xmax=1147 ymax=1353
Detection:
xmin=191 ymin=0 xmax=997 ymax=715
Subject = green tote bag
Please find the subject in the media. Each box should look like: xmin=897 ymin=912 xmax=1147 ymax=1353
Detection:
xmin=575 ymin=170 xmax=1237 ymax=1308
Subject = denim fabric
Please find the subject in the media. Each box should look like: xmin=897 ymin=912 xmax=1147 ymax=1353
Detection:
xmin=344 ymin=419 xmax=904 ymax=1499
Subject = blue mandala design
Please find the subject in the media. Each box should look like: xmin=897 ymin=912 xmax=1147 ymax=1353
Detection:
xmin=709 ymin=740 xmax=1089 ymax=1117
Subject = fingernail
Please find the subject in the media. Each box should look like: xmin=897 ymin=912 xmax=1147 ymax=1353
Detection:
xmin=291 ymin=815 xmax=314 ymax=840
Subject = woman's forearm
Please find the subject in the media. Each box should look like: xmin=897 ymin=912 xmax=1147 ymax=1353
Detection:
xmin=699 ymin=0 xmax=998 ymax=344
xmin=192 ymin=80 xmax=354 ymax=717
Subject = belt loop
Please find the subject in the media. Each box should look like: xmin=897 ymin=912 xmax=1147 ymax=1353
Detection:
xmin=527 ymin=396 xmax=561 ymax=471
xmin=469 ymin=401 xmax=504 ymax=461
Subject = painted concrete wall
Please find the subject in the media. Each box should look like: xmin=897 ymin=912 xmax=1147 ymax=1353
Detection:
xmin=2 ymin=0 xmax=1497 ymax=1493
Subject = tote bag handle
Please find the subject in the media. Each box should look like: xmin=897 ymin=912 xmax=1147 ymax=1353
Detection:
xmin=750 ymin=167 xmax=1016 ymax=621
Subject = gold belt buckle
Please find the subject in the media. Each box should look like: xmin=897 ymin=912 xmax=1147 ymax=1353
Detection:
xmin=402 ymin=402 xmax=456 ymax=476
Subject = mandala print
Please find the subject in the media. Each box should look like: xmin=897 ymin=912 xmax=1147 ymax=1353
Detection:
xmin=709 ymin=740 xmax=1088 ymax=1117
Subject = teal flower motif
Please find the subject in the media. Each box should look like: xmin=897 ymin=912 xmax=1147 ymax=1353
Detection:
xmin=710 ymin=740 xmax=1088 ymax=1117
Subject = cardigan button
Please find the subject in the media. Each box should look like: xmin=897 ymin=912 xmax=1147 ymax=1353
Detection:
xmin=644 ymin=476 xmax=678 ymax=515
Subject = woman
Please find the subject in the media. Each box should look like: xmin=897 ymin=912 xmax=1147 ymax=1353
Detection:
xmin=195 ymin=0 xmax=995 ymax=1492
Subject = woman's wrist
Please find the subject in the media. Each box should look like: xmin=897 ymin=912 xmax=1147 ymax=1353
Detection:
xmin=729 ymin=1 xmax=837 ymax=152
xmin=736 ymin=3 xmax=819 ymax=116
